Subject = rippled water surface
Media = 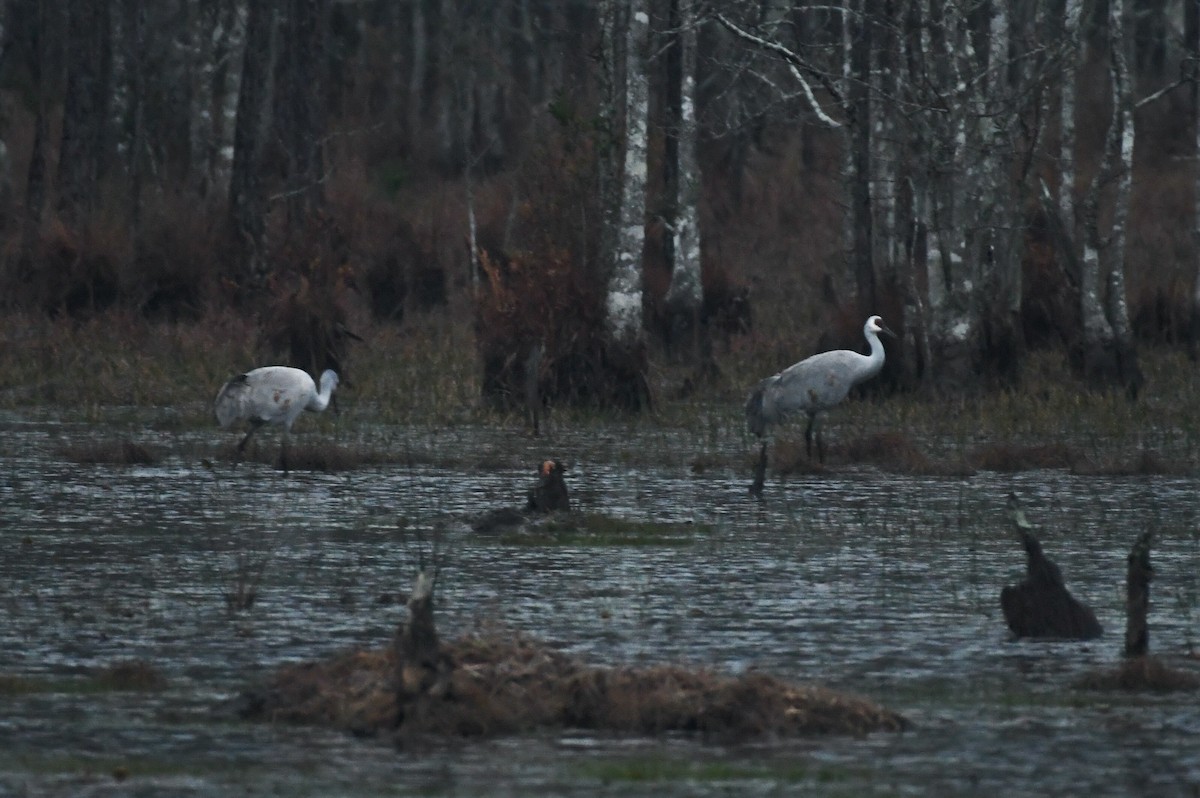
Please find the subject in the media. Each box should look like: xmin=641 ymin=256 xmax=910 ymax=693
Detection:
xmin=3 ymin=412 xmax=1200 ymax=796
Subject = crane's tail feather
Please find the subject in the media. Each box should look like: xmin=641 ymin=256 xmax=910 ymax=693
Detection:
xmin=745 ymin=380 xmax=770 ymax=438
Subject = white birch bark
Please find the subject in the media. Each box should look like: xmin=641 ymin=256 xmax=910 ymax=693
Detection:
xmin=926 ymin=1 xmax=976 ymax=375
xmin=1080 ymin=0 xmax=1118 ymax=363
xmin=606 ymin=0 xmax=650 ymax=343
xmin=1104 ymin=0 xmax=1140 ymax=392
xmin=665 ymin=0 xmax=702 ymax=314
xmin=982 ymin=0 xmax=1020 ymax=328
xmin=1059 ymin=0 xmax=1082 ymax=243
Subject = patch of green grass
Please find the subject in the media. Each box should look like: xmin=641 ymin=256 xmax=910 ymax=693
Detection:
xmin=574 ymin=755 xmax=856 ymax=785
xmin=502 ymin=513 xmax=711 ymax=546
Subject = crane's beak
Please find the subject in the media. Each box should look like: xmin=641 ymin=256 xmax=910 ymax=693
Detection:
xmin=880 ymin=323 xmax=897 ymax=339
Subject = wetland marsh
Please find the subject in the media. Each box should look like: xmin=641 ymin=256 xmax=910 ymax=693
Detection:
xmin=3 ymin=403 xmax=1199 ymax=796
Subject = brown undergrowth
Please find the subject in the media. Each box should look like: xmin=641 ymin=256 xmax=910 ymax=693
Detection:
xmin=240 ymin=632 xmax=908 ymax=742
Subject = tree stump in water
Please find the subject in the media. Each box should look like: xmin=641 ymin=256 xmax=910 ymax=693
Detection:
xmin=999 ymin=494 xmax=1103 ymax=640
xmin=392 ymin=569 xmax=451 ymax=727
xmin=1123 ymin=530 xmax=1153 ymax=658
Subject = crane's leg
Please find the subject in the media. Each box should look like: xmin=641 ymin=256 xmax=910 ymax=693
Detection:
xmin=750 ymin=440 xmax=768 ymax=497
xmin=233 ymin=424 xmax=260 ymax=469
xmin=279 ymin=429 xmax=291 ymax=474
xmin=805 ymin=413 xmax=824 ymax=463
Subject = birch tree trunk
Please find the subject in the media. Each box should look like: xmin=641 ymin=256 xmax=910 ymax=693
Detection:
xmin=1078 ymin=0 xmax=1143 ymax=396
xmin=978 ymin=0 xmax=1023 ymax=387
xmin=1059 ymin=0 xmax=1082 ymax=246
xmin=663 ymin=0 xmax=704 ymax=360
xmin=605 ymin=0 xmax=649 ymax=345
xmin=1102 ymin=0 xmax=1142 ymax=397
xmin=925 ymin=0 xmax=978 ymax=388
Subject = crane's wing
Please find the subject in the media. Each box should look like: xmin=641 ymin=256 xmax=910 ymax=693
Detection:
xmin=773 ymin=350 xmax=863 ymax=412
xmin=745 ymin=375 xmax=776 ymax=437
xmin=214 ymin=373 xmax=253 ymax=428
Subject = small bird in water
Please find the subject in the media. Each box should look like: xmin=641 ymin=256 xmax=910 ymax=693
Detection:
xmin=526 ymin=459 xmax=570 ymax=513
xmin=213 ymin=366 xmax=339 ymax=472
xmin=745 ymin=315 xmax=894 ymax=495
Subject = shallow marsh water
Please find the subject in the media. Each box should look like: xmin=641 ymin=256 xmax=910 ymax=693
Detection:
xmin=2 ymin=410 xmax=1200 ymax=796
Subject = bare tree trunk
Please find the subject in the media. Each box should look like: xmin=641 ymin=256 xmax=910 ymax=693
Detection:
xmin=1190 ymin=0 xmax=1200 ymax=360
xmin=605 ymin=0 xmax=649 ymax=345
xmin=120 ymin=0 xmax=144 ymax=235
xmin=57 ymin=0 xmax=111 ymax=221
xmin=1059 ymin=0 xmax=1082 ymax=242
xmin=279 ymin=0 xmax=327 ymax=229
xmin=392 ymin=568 xmax=450 ymax=727
xmin=926 ymin=0 xmax=979 ymax=388
xmin=228 ymin=0 xmax=275 ymax=286
xmin=1124 ymin=531 xmax=1153 ymax=658
xmin=405 ymin=0 xmax=426 ymax=147
xmin=205 ymin=0 xmax=242 ymax=195
xmin=1078 ymin=0 xmax=1142 ymax=396
xmin=846 ymin=0 xmax=875 ymax=316
xmin=663 ymin=0 xmax=704 ymax=360
xmin=977 ymin=0 xmax=1023 ymax=387
xmin=1104 ymin=0 xmax=1142 ymax=397
xmin=20 ymin=0 xmax=50 ymax=263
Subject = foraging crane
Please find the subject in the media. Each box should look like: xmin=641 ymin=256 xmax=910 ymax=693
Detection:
xmin=214 ymin=366 xmax=339 ymax=472
xmin=745 ymin=315 xmax=894 ymax=495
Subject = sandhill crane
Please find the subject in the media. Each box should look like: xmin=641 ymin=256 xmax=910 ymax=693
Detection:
xmin=214 ymin=366 xmax=339 ymax=472
xmin=745 ymin=315 xmax=894 ymax=495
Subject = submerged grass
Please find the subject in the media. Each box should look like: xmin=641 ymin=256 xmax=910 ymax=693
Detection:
xmin=500 ymin=513 xmax=710 ymax=546
xmin=0 ymin=660 xmax=167 ymax=695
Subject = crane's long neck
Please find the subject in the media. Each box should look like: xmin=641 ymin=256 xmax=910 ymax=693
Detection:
xmin=308 ymin=372 xmax=337 ymax=412
xmin=860 ymin=330 xmax=887 ymax=381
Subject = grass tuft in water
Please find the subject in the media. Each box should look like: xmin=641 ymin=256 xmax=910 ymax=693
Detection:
xmin=500 ymin=513 xmax=710 ymax=546
xmin=1076 ymin=655 xmax=1200 ymax=692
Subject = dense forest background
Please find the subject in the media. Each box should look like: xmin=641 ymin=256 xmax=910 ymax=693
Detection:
xmin=0 ymin=0 xmax=1196 ymax=410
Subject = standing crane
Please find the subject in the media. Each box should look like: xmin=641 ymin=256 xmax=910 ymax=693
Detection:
xmin=214 ymin=366 xmax=339 ymax=472
xmin=745 ymin=315 xmax=894 ymax=495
